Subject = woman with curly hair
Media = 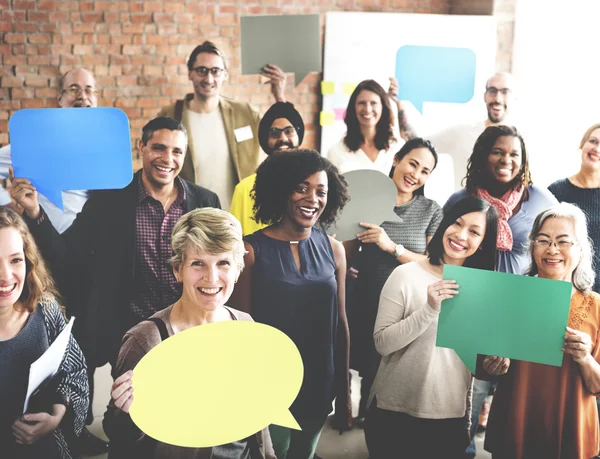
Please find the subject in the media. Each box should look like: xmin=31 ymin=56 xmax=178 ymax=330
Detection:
xmin=0 ymin=207 xmax=88 ymax=459
xmin=444 ymin=124 xmax=557 ymax=457
xmin=231 ymin=149 xmax=351 ymax=459
xmin=327 ymin=79 xmax=399 ymax=174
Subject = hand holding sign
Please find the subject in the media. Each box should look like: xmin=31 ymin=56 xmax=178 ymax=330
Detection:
xmin=9 ymin=107 xmax=132 ymax=210
xmin=327 ymin=170 xmax=402 ymax=241
xmin=436 ymin=265 xmax=572 ymax=373
xmin=129 ymin=320 xmax=303 ymax=448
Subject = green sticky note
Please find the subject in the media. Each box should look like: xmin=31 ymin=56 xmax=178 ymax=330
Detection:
xmin=321 ymin=81 xmax=335 ymax=95
xmin=343 ymin=82 xmax=356 ymax=95
xmin=320 ymin=111 xmax=334 ymax=126
xmin=436 ymin=265 xmax=572 ymax=373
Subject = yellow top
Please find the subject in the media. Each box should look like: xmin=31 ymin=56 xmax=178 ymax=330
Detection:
xmin=229 ymin=173 xmax=267 ymax=236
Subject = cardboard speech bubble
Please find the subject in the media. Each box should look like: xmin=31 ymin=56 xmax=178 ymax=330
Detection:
xmin=327 ymin=169 xmax=402 ymax=241
xmin=130 ymin=320 xmax=303 ymax=448
xmin=241 ymin=14 xmax=322 ymax=86
xmin=395 ymin=45 xmax=477 ymax=114
xmin=9 ymin=107 xmax=133 ymax=210
xmin=436 ymin=265 xmax=572 ymax=373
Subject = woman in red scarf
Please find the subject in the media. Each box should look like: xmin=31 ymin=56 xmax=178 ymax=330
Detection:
xmin=443 ymin=124 xmax=557 ymax=457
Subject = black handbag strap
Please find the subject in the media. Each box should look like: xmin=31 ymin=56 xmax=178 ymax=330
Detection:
xmin=146 ymin=317 xmax=170 ymax=342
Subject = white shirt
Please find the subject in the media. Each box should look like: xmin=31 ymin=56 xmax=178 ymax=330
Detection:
xmin=370 ymin=262 xmax=472 ymax=419
xmin=187 ymin=110 xmax=235 ymax=209
xmin=427 ymin=120 xmax=487 ymax=191
xmin=326 ymin=139 xmax=400 ymax=175
xmin=0 ymin=145 xmax=88 ymax=234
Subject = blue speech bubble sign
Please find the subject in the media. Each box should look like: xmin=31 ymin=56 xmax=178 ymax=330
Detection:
xmin=395 ymin=45 xmax=477 ymax=114
xmin=9 ymin=107 xmax=133 ymax=210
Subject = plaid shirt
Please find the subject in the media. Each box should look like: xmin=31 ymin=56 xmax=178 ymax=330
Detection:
xmin=129 ymin=173 xmax=186 ymax=322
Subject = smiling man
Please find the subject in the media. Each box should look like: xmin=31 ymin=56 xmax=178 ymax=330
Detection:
xmin=230 ymin=102 xmax=305 ymax=235
xmin=158 ymin=41 xmax=288 ymax=210
xmin=9 ymin=116 xmax=220 ymax=390
xmin=393 ymin=72 xmax=517 ymax=191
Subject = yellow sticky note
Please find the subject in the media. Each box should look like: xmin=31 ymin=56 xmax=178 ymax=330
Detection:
xmin=320 ymin=111 xmax=334 ymax=126
xmin=321 ymin=81 xmax=335 ymax=95
xmin=130 ymin=321 xmax=303 ymax=447
xmin=343 ymin=82 xmax=357 ymax=95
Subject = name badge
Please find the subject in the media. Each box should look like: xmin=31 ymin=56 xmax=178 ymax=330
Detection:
xmin=234 ymin=125 xmax=254 ymax=143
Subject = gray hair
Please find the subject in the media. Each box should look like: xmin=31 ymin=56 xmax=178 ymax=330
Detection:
xmin=526 ymin=202 xmax=595 ymax=293
xmin=170 ymin=208 xmax=245 ymax=272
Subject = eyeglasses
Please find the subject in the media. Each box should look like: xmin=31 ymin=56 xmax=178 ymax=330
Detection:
xmin=192 ymin=66 xmax=225 ymax=77
xmin=63 ymin=85 xmax=98 ymax=97
xmin=268 ymin=126 xmax=298 ymax=139
xmin=532 ymin=239 xmax=577 ymax=250
xmin=485 ymin=87 xmax=512 ymax=96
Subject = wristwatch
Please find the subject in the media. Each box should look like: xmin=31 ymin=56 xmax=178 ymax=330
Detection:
xmin=393 ymin=243 xmax=405 ymax=258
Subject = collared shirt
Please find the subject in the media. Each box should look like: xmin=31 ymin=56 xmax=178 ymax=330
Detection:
xmin=0 ymin=145 xmax=88 ymax=233
xmin=129 ymin=172 xmax=186 ymax=323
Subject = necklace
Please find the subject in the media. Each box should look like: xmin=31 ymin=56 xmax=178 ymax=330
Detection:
xmin=163 ymin=187 xmax=176 ymax=210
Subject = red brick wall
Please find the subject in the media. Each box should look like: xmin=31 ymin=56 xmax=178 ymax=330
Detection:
xmin=1 ymin=0 xmax=515 ymax=166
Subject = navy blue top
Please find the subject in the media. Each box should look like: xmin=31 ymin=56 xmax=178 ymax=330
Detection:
xmin=245 ymin=228 xmax=338 ymax=424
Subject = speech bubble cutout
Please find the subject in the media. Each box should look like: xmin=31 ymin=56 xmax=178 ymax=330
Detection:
xmin=395 ymin=45 xmax=477 ymax=114
xmin=129 ymin=320 xmax=303 ymax=448
xmin=436 ymin=265 xmax=572 ymax=373
xmin=327 ymin=169 xmax=402 ymax=241
xmin=241 ymin=14 xmax=321 ymax=86
xmin=9 ymin=107 xmax=133 ymax=210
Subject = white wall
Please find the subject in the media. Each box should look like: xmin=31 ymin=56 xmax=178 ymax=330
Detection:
xmin=512 ymin=0 xmax=600 ymax=188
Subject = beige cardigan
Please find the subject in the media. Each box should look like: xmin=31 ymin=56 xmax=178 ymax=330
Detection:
xmin=158 ymin=94 xmax=262 ymax=185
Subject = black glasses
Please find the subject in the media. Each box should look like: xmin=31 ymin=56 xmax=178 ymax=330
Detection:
xmin=192 ymin=66 xmax=225 ymax=77
xmin=63 ymin=85 xmax=98 ymax=97
xmin=268 ymin=126 xmax=298 ymax=139
xmin=485 ymin=87 xmax=512 ymax=96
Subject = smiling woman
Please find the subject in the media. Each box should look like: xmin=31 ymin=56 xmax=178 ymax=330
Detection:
xmin=104 ymin=207 xmax=277 ymax=459
xmin=229 ymin=149 xmax=352 ymax=459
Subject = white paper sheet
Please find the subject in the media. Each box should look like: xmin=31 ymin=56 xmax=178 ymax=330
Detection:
xmin=23 ymin=317 xmax=75 ymax=413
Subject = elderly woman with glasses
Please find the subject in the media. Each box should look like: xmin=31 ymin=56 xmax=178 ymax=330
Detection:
xmin=481 ymin=203 xmax=600 ymax=459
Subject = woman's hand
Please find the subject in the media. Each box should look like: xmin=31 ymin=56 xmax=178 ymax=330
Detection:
xmin=12 ymin=404 xmax=66 ymax=445
xmin=111 ymin=370 xmax=134 ymax=413
xmin=483 ymin=356 xmax=510 ymax=376
xmin=426 ymin=280 xmax=458 ymax=311
xmin=388 ymin=77 xmax=400 ymax=103
xmin=563 ymin=326 xmax=593 ymax=364
xmin=358 ymin=222 xmax=396 ymax=255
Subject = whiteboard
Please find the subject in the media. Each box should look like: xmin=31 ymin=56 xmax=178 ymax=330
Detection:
xmin=321 ymin=12 xmax=497 ymax=205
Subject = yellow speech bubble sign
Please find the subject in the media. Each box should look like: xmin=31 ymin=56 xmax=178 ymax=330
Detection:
xmin=129 ymin=320 xmax=303 ymax=448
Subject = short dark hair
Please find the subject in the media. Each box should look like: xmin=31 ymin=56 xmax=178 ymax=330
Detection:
xmin=141 ymin=116 xmax=187 ymax=146
xmin=252 ymin=149 xmax=349 ymax=229
xmin=464 ymin=125 xmax=532 ymax=199
xmin=388 ymin=138 xmax=439 ymax=196
xmin=428 ymin=196 xmax=498 ymax=271
xmin=343 ymin=80 xmax=395 ymax=152
xmin=187 ymin=41 xmax=228 ymax=71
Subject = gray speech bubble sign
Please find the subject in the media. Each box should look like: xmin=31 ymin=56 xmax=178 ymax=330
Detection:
xmin=327 ymin=169 xmax=402 ymax=241
xmin=240 ymin=14 xmax=321 ymax=86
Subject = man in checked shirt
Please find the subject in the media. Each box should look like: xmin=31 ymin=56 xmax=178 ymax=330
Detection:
xmin=9 ymin=115 xmax=220 ymax=390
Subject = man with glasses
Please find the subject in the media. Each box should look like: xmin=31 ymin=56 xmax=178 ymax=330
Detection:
xmin=158 ymin=40 xmax=287 ymax=210
xmin=393 ymin=72 xmax=517 ymax=192
xmin=230 ymin=101 xmax=304 ymax=235
xmin=0 ymin=68 xmax=98 ymax=233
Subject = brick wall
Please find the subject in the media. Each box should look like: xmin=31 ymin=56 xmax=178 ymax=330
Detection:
xmin=0 ymin=0 xmax=514 ymax=166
